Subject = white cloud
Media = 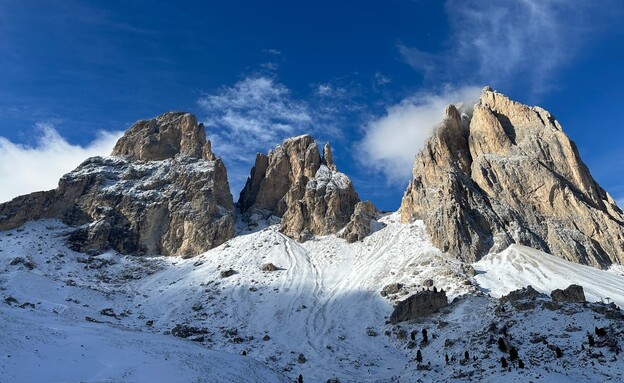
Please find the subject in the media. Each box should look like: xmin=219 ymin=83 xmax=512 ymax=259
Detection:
xmin=357 ymin=85 xmax=481 ymax=184
xmin=401 ymin=0 xmax=617 ymax=93
xmin=0 ymin=123 xmax=122 ymax=203
xmin=198 ymin=76 xmax=319 ymax=197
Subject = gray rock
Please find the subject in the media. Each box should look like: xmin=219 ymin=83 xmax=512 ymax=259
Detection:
xmin=259 ymin=263 xmax=279 ymax=272
xmin=112 ymin=112 xmax=215 ymax=161
xmin=390 ymin=290 xmax=448 ymax=324
xmin=500 ymin=286 xmax=547 ymax=311
xmin=340 ymin=201 xmax=379 ymax=243
xmin=220 ymin=269 xmax=237 ymax=278
xmin=551 ymin=284 xmax=586 ymax=303
xmin=238 ymin=135 xmax=360 ymax=241
xmin=380 ymin=283 xmax=404 ymax=297
xmin=0 ymin=112 xmax=235 ymax=257
xmin=400 ymin=88 xmax=624 ymax=267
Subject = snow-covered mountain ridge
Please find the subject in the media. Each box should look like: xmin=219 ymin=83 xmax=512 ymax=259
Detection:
xmin=1 ymin=87 xmax=624 ymax=382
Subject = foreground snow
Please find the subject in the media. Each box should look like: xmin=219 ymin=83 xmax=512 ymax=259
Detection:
xmin=1 ymin=214 xmax=623 ymax=382
xmin=0 ymin=306 xmax=287 ymax=383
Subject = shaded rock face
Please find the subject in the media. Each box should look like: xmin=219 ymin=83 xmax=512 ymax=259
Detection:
xmin=401 ymin=88 xmax=624 ymax=267
xmin=390 ymin=290 xmax=448 ymax=324
xmin=238 ymin=135 xmax=361 ymax=241
xmin=0 ymin=112 xmax=235 ymax=256
xmin=551 ymin=284 xmax=586 ymax=303
xmin=340 ymin=201 xmax=379 ymax=243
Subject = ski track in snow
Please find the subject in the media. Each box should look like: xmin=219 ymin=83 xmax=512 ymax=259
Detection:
xmin=1 ymin=214 xmax=624 ymax=382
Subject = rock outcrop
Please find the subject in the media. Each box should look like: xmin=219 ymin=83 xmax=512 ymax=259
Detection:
xmin=340 ymin=201 xmax=379 ymax=243
xmin=551 ymin=284 xmax=586 ymax=303
xmin=499 ymin=285 xmax=546 ymax=311
xmin=0 ymin=112 xmax=235 ymax=256
xmin=400 ymin=87 xmax=624 ymax=267
xmin=390 ymin=289 xmax=448 ymax=324
xmin=238 ymin=135 xmax=362 ymax=241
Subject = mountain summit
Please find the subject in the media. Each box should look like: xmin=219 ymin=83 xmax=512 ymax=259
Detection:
xmin=401 ymin=87 xmax=624 ymax=267
xmin=238 ymin=134 xmax=365 ymax=241
xmin=0 ymin=112 xmax=235 ymax=256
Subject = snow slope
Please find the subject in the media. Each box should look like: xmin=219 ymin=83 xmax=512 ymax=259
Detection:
xmin=1 ymin=214 xmax=624 ymax=382
xmin=474 ymin=244 xmax=624 ymax=307
xmin=0 ymin=306 xmax=288 ymax=383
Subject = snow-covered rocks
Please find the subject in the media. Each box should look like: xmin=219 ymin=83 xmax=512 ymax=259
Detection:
xmin=0 ymin=112 xmax=235 ymax=257
xmin=238 ymin=134 xmax=364 ymax=242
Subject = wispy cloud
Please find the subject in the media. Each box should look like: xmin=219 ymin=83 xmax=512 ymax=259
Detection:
xmin=357 ymin=85 xmax=481 ymax=184
xmin=0 ymin=123 xmax=122 ymax=203
xmin=400 ymin=0 xmax=618 ymax=93
xmin=198 ymin=76 xmax=321 ymax=197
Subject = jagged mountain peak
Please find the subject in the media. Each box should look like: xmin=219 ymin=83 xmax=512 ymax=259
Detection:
xmin=401 ymin=88 xmax=624 ymax=267
xmin=0 ymin=111 xmax=235 ymax=257
xmin=238 ymin=134 xmax=370 ymax=242
xmin=112 ymin=111 xmax=216 ymax=161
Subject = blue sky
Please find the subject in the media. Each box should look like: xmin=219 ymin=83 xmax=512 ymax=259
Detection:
xmin=0 ymin=0 xmax=623 ymax=210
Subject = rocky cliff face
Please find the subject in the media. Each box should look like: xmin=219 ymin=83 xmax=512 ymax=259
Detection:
xmin=238 ymin=135 xmax=362 ymax=241
xmin=0 ymin=112 xmax=235 ymax=256
xmin=400 ymin=87 xmax=624 ymax=267
xmin=390 ymin=289 xmax=448 ymax=324
xmin=340 ymin=201 xmax=379 ymax=243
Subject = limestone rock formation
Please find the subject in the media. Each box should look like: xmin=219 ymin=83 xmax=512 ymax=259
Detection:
xmin=390 ymin=289 xmax=448 ymax=324
xmin=112 ymin=112 xmax=216 ymax=161
xmin=551 ymin=285 xmax=586 ymax=303
xmin=400 ymin=87 xmax=624 ymax=267
xmin=238 ymin=135 xmax=361 ymax=241
xmin=340 ymin=201 xmax=379 ymax=243
xmin=0 ymin=112 xmax=235 ymax=256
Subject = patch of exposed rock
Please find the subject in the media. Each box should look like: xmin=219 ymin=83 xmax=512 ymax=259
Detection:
xmin=340 ymin=201 xmax=379 ymax=243
xmin=0 ymin=112 xmax=235 ymax=256
xmin=260 ymin=263 xmax=279 ymax=272
xmin=400 ymin=87 xmax=624 ymax=267
xmin=380 ymin=283 xmax=404 ymax=297
xmin=551 ymin=284 xmax=586 ymax=303
xmin=390 ymin=289 xmax=448 ymax=324
xmin=499 ymin=285 xmax=547 ymax=311
xmin=238 ymin=135 xmax=362 ymax=241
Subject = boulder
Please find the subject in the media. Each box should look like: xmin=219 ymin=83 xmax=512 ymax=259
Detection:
xmin=380 ymin=283 xmax=404 ymax=297
xmin=500 ymin=285 xmax=547 ymax=311
xmin=260 ymin=263 xmax=279 ymax=272
xmin=390 ymin=290 xmax=448 ymax=324
xmin=551 ymin=284 xmax=586 ymax=303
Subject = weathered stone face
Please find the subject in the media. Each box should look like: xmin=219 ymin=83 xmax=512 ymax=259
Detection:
xmin=551 ymin=285 xmax=586 ymax=303
xmin=390 ymin=290 xmax=448 ymax=324
xmin=340 ymin=201 xmax=378 ymax=243
xmin=400 ymin=87 xmax=624 ymax=267
xmin=238 ymin=135 xmax=363 ymax=241
xmin=112 ymin=112 xmax=216 ymax=161
xmin=0 ymin=112 xmax=235 ymax=257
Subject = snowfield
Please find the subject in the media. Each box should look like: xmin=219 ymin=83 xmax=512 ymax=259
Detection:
xmin=1 ymin=213 xmax=623 ymax=382
xmin=475 ymin=244 xmax=624 ymax=308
